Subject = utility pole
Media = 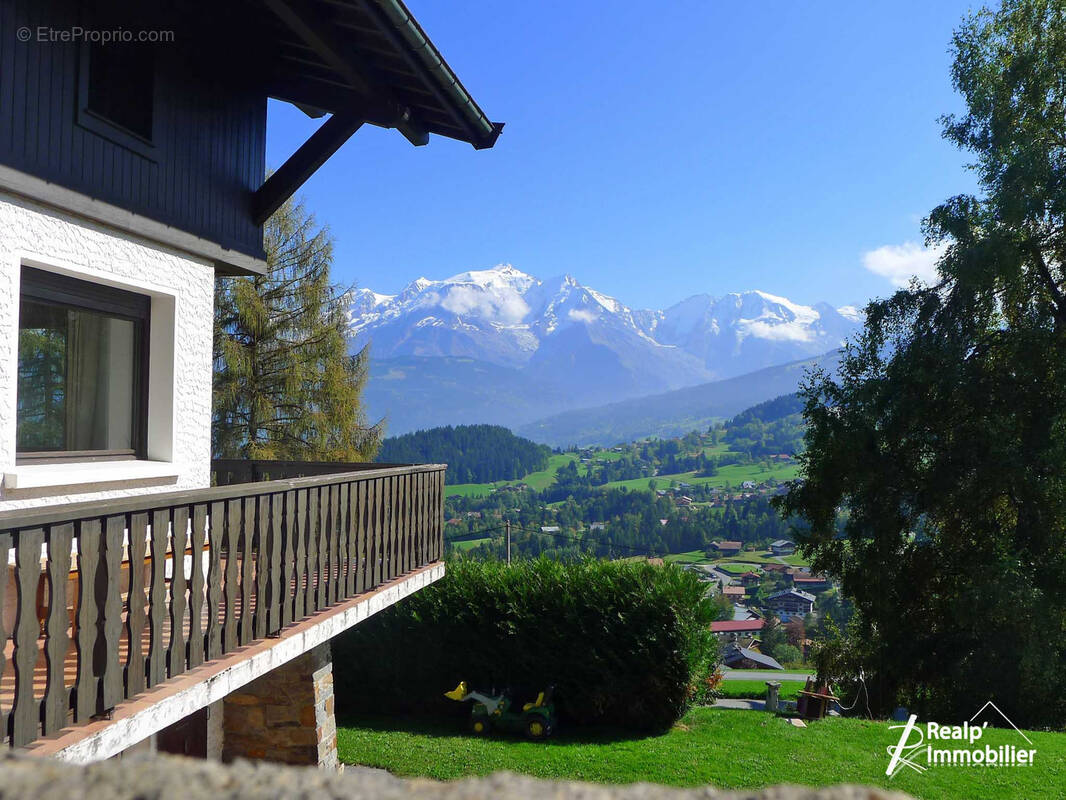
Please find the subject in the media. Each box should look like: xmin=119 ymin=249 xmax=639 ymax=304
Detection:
xmin=505 ymin=520 xmax=511 ymax=565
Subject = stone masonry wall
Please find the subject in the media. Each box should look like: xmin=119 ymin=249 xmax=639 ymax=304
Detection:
xmin=0 ymin=755 xmax=916 ymax=800
xmin=221 ymin=644 xmax=338 ymax=769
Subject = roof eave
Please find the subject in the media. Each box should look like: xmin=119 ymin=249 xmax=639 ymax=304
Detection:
xmin=364 ymin=0 xmax=503 ymax=149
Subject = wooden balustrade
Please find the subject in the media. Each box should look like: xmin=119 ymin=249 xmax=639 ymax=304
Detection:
xmin=0 ymin=464 xmax=444 ymax=748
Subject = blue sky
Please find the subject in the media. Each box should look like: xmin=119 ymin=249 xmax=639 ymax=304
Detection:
xmin=266 ymin=0 xmax=980 ymax=311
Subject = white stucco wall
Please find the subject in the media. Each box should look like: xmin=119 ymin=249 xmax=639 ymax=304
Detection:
xmin=0 ymin=191 xmax=215 ymax=511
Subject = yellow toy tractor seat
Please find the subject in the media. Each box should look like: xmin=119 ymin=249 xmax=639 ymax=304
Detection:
xmin=522 ymin=685 xmax=554 ymax=712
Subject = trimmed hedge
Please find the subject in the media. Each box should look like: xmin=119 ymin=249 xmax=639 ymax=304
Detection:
xmin=332 ymin=557 xmax=718 ymax=732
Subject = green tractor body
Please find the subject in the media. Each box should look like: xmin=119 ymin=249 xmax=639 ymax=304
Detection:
xmin=446 ymin=682 xmax=556 ymax=739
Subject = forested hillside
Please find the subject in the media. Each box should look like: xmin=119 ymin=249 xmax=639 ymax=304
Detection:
xmin=723 ymin=393 xmax=804 ymax=457
xmin=442 ymin=393 xmax=808 ymax=561
xmin=377 ymin=424 xmax=552 ymax=484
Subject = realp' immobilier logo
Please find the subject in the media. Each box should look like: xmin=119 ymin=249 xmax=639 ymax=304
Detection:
xmin=885 ymin=701 xmax=1036 ymax=778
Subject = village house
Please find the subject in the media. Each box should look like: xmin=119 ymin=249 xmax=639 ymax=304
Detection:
xmin=0 ymin=0 xmax=499 ymax=765
xmin=766 ymin=589 xmax=816 ymax=621
xmin=722 ymin=644 xmax=783 ymax=671
xmin=710 ymin=540 xmax=742 ymax=557
xmin=738 ymin=571 xmax=761 ymax=587
xmin=771 ymin=539 xmax=796 ymax=556
xmin=722 ymin=585 xmax=746 ymax=603
xmin=792 ymin=574 xmax=831 ymax=593
xmin=710 ymin=619 xmax=765 ymax=644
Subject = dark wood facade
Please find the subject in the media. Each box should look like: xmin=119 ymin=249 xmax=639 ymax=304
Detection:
xmin=0 ymin=0 xmax=267 ymax=259
xmin=0 ymin=0 xmax=501 ymax=268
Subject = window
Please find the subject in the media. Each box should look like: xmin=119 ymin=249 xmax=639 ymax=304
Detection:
xmin=16 ymin=267 xmax=150 ymax=462
xmin=83 ymin=41 xmax=155 ymax=142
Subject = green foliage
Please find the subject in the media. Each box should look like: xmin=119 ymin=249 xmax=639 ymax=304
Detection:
xmin=15 ymin=324 xmax=66 ymax=450
xmin=776 ymin=0 xmax=1066 ymax=727
xmin=771 ymin=644 xmax=802 ymax=665
xmin=378 ymin=424 xmax=551 ymax=484
xmin=213 ymin=196 xmax=380 ymax=460
xmin=332 ymin=557 xmax=719 ymax=732
xmin=721 ymin=393 xmax=805 ymax=458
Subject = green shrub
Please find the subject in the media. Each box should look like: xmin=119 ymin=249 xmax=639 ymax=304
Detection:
xmin=332 ymin=557 xmax=718 ymax=732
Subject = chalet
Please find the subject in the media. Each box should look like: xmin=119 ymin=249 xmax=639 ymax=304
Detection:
xmin=767 ymin=589 xmax=816 ymax=621
xmin=710 ymin=619 xmax=765 ymax=640
xmin=738 ymin=571 xmax=761 ymax=587
xmin=710 ymin=540 xmax=742 ymax=557
xmin=771 ymin=539 xmax=796 ymax=556
xmin=722 ymin=645 xmax=783 ymax=671
xmin=0 ymin=0 xmax=499 ymax=766
xmin=675 ymin=495 xmax=694 ymax=507
xmin=722 ymin=585 xmax=746 ymax=602
xmin=740 ymin=480 xmax=756 ymax=490
xmin=793 ymin=574 xmax=831 ymax=593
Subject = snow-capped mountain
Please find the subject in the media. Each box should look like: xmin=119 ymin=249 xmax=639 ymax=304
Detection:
xmin=349 ymin=264 xmax=861 ymax=396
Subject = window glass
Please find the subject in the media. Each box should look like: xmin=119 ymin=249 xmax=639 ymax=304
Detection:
xmin=16 ymin=273 xmax=146 ymax=458
xmin=86 ymin=41 xmax=155 ymax=141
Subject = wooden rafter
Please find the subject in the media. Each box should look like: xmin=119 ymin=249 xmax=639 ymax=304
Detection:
xmin=263 ymin=0 xmax=428 ymax=146
xmin=251 ymin=113 xmax=364 ymax=226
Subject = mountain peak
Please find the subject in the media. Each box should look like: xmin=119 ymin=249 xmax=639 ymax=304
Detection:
xmin=444 ymin=263 xmax=537 ymax=290
xmin=350 ymin=264 xmax=862 ymax=383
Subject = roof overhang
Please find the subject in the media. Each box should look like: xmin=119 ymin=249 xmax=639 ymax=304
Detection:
xmin=241 ymin=0 xmax=504 ymax=226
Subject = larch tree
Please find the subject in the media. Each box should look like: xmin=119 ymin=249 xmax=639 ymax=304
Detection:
xmin=213 ymin=195 xmax=381 ymax=461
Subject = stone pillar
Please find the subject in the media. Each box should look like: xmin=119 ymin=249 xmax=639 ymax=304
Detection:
xmin=221 ymin=644 xmax=339 ymax=769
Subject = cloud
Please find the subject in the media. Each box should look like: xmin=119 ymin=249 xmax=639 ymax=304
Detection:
xmin=741 ymin=320 xmax=814 ymax=343
xmin=439 ymin=286 xmax=529 ymax=323
xmin=862 ymin=241 xmax=944 ymax=288
xmin=567 ymin=308 xmax=599 ymax=324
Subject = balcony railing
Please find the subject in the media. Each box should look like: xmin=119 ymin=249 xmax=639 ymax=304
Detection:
xmin=0 ymin=462 xmax=444 ymax=748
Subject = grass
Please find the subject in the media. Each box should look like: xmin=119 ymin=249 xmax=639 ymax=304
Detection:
xmin=447 ymin=537 xmax=490 ymax=551
xmin=714 ymin=562 xmax=757 ymax=575
xmin=716 ymin=680 xmax=804 ymax=701
xmin=723 ymin=667 xmax=814 ymax=675
xmin=713 ymin=551 xmax=811 ymax=568
xmin=663 ymin=550 xmax=711 ymax=565
xmin=602 ymin=462 xmax=801 ymax=493
xmin=445 ymin=454 xmax=578 ymax=497
xmin=445 ymin=449 xmax=801 ymax=499
xmin=337 ymin=707 xmax=1065 ymax=799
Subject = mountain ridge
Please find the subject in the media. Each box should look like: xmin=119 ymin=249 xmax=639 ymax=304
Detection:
xmin=351 ymin=264 xmax=860 ymax=436
xmin=514 ymin=350 xmax=840 ymax=447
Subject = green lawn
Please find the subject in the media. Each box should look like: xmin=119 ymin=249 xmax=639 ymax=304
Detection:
xmin=723 ymin=667 xmax=814 ymax=676
xmin=337 ymin=708 xmax=1065 ymax=799
xmin=714 ymin=562 xmax=758 ymax=576
xmin=663 ymin=550 xmax=711 ymax=565
xmin=713 ymin=551 xmax=811 ymax=569
xmin=603 ymin=462 xmax=801 ymax=493
xmin=445 ymin=454 xmax=579 ymax=497
xmin=445 ymin=453 xmax=801 ymax=498
xmin=447 ymin=537 xmax=491 ymax=551
xmin=717 ymin=680 xmax=805 ymax=701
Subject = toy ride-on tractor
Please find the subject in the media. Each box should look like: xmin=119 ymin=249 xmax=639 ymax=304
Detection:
xmin=445 ymin=681 xmax=556 ymax=739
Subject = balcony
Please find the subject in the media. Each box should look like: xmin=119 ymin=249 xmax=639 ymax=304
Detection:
xmin=0 ymin=461 xmax=444 ymax=749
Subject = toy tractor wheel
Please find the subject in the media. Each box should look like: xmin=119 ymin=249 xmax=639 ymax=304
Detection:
xmin=470 ymin=717 xmax=491 ymax=736
xmin=525 ymin=716 xmax=551 ymax=739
